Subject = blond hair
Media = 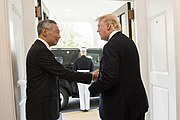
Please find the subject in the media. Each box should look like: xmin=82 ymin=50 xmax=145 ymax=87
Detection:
xmin=96 ymin=14 xmax=121 ymax=31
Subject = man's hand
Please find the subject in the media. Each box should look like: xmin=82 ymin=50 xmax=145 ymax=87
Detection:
xmin=92 ymin=69 xmax=99 ymax=81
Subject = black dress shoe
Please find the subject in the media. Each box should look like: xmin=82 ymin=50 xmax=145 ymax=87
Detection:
xmin=81 ymin=110 xmax=89 ymax=112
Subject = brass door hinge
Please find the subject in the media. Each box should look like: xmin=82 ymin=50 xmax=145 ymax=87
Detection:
xmin=128 ymin=9 xmax=134 ymax=20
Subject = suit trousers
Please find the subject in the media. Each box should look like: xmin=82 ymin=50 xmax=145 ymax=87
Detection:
xmin=77 ymin=83 xmax=90 ymax=110
xmin=100 ymin=94 xmax=145 ymax=120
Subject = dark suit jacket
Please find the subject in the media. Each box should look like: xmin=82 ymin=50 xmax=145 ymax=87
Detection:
xmin=26 ymin=40 xmax=92 ymax=120
xmin=89 ymin=32 xmax=149 ymax=120
xmin=73 ymin=55 xmax=94 ymax=72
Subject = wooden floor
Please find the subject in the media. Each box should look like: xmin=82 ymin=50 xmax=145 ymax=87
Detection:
xmin=62 ymin=109 xmax=100 ymax=120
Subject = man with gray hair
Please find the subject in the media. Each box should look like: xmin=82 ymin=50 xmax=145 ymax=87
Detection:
xmin=26 ymin=20 xmax=97 ymax=120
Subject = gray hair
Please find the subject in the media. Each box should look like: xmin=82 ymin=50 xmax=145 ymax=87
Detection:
xmin=37 ymin=19 xmax=57 ymax=35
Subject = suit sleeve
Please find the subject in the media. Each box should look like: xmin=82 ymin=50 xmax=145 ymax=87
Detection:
xmin=89 ymin=43 xmax=120 ymax=94
xmin=90 ymin=60 xmax=94 ymax=72
xmin=36 ymin=48 xmax=92 ymax=84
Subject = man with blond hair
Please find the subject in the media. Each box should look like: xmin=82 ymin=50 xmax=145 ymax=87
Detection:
xmin=89 ymin=14 xmax=149 ymax=120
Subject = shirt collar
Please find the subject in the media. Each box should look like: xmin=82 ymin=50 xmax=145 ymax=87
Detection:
xmin=108 ymin=30 xmax=119 ymax=41
xmin=38 ymin=38 xmax=50 ymax=50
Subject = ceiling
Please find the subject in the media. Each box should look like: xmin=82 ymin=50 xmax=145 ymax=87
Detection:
xmin=42 ymin=0 xmax=127 ymax=21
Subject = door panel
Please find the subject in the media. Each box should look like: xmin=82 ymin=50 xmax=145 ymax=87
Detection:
xmin=8 ymin=0 xmax=26 ymax=119
xmin=153 ymin=86 xmax=169 ymax=120
xmin=150 ymin=13 xmax=168 ymax=72
xmin=12 ymin=8 xmax=26 ymax=120
xmin=147 ymin=0 xmax=176 ymax=120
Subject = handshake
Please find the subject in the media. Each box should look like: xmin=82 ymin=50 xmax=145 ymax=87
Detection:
xmin=92 ymin=69 xmax=99 ymax=81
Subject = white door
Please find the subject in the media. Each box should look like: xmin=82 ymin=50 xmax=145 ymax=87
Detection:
xmin=8 ymin=0 xmax=26 ymax=120
xmin=146 ymin=0 xmax=176 ymax=120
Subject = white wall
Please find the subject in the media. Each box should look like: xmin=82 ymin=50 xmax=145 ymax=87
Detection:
xmin=22 ymin=0 xmax=36 ymax=54
xmin=21 ymin=0 xmax=37 ymax=119
xmin=133 ymin=0 xmax=150 ymax=119
xmin=173 ymin=0 xmax=180 ymax=119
